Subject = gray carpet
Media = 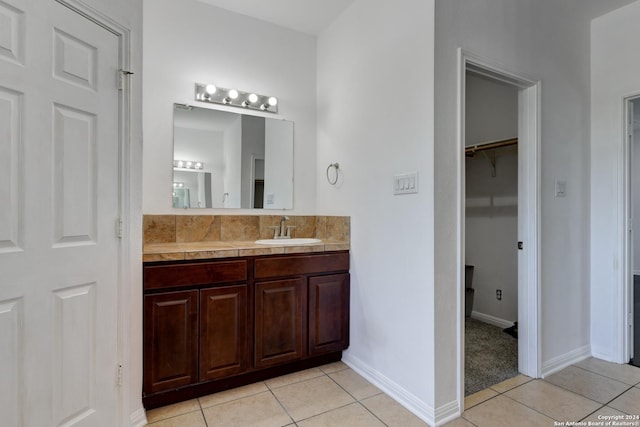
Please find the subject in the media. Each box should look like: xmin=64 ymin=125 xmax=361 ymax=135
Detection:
xmin=465 ymin=318 xmax=518 ymax=396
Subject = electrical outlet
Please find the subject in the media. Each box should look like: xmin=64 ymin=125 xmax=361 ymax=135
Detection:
xmin=496 ymin=289 xmax=502 ymax=300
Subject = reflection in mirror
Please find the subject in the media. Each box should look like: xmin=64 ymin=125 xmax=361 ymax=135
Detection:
xmin=173 ymin=104 xmax=294 ymax=209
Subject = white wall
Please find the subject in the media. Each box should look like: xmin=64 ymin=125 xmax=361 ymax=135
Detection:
xmin=317 ymin=0 xmax=437 ymax=422
xmin=591 ymin=0 xmax=640 ymax=363
xmin=143 ymin=0 xmax=317 ymax=214
xmin=436 ymin=0 xmax=595 ymax=394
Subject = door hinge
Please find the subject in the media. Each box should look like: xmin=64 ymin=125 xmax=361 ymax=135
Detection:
xmin=517 ymin=241 xmax=523 ymax=250
xmin=117 ymin=364 xmax=123 ymax=386
xmin=117 ymin=69 xmax=134 ymax=91
xmin=116 ymin=218 xmax=123 ymax=239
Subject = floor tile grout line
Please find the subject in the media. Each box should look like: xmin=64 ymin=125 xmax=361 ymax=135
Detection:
xmin=540 ymin=374 xmax=632 ymax=406
xmin=463 ymin=376 xmax=531 ymax=410
xmin=264 ymin=370 xmax=327 ymax=392
xmin=323 ymin=368 xmax=392 ymax=425
xmin=498 ymin=382 xmax=601 ymax=423
xmin=325 ymin=368 xmax=382 ymax=404
xmin=468 ymin=377 xmax=597 ymax=423
xmin=146 ymin=408 xmax=204 ymax=426
xmin=353 ymin=400 xmax=391 ymax=427
xmin=274 ymin=371 xmax=354 ymax=425
xmin=198 ymin=385 xmax=270 ymax=411
xmin=605 ymin=386 xmax=635 ymax=412
xmin=201 ymin=406 xmax=209 ymax=427
xmin=572 ymin=363 xmax=640 ymax=386
xmin=268 ymin=387 xmax=297 ymax=426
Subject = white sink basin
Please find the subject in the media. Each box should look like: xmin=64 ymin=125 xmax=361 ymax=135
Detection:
xmin=255 ymin=238 xmax=322 ymax=245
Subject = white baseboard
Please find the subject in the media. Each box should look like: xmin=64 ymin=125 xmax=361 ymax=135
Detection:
xmin=470 ymin=311 xmax=514 ymax=329
xmin=591 ymin=344 xmax=611 ymax=363
xmin=434 ymin=400 xmax=461 ymax=426
xmin=129 ymin=408 xmax=147 ymax=427
xmin=342 ymin=353 xmax=444 ymax=426
xmin=541 ymin=345 xmax=591 ymax=378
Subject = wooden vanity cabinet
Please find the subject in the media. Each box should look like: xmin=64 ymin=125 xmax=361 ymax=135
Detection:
xmin=254 ymin=278 xmax=305 ymax=368
xmin=143 ymin=251 xmax=349 ymax=409
xmin=199 ymin=285 xmax=249 ymax=381
xmin=143 ymin=290 xmax=198 ymax=394
xmin=308 ymin=273 xmax=350 ymax=355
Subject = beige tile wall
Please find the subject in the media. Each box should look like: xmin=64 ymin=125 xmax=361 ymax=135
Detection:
xmin=143 ymin=215 xmax=350 ymax=245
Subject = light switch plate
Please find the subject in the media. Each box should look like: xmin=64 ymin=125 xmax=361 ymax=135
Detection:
xmin=555 ymin=180 xmax=566 ymax=198
xmin=394 ymin=172 xmax=419 ymax=195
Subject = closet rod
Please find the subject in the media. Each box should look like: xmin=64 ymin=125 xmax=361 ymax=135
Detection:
xmin=465 ymin=137 xmax=518 ymax=156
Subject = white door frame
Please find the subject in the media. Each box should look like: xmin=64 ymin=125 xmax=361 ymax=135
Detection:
xmin=456 ymin=49 xmax=541 ymax=402
xmin=56 ymin=0 xmax=136 ymax=425
xmin=623 ymin=95 xmax=639 ymax=363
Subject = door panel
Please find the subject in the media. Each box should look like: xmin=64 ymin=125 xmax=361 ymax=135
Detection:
xmin=0 ymin=86 xmax=22 ymax=252
xmin=0 ymin=298 xmax=22 ymax=427
xmin=52 ymin=104 xmax=98 ymax=245
xmin=0 ymin=0 xmax=121 ymax=425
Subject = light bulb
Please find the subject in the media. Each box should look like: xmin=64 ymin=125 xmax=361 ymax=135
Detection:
xmin=205 ymin=84 xmax=217 ymax=95
xmin=268 ymin=97 xmax=278 ymax=106
xmin=228 ymin=89 xmax=239 ymax=99
xmin=186 ymin=161 xmax=192 ymax=168
xmin=248 ymin=93 xmax=258 ymax=103
xmin=195 ymin=162 xmax=202 ymax=169
xmin=177 ymin=161 xmax=184 ymax=168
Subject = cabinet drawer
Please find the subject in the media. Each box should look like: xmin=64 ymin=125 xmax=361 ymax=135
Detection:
xmin=254 ymin=252 xmax=349 ymax=279
xmin=144 ymin=260 xmax=247 ymax=290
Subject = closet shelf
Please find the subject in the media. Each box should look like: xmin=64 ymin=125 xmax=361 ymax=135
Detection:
xmin=465 ymin=137 xmax=518 ymax=177
xmin=465 ymin=137 xmax=518 ymax=157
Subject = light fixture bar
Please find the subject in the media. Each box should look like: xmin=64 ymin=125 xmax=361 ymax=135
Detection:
xmin=195 ymin=83 xmax=278 ymax=113
xmin=173 ymin=160 xmax=204 ymax=170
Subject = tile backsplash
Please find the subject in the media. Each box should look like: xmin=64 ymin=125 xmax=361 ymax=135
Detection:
xmin=143 ymin=215 xmax=350 ymax=245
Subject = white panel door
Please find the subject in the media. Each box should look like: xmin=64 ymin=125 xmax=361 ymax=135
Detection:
xmin=0 ymin=0 xmax=121 ymax=425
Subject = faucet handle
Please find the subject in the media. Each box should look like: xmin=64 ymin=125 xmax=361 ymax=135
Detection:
xmin=286 ymin=225 xmax=296 ymax=238
xmin=268 ymin=226 xmax=280 ymax=239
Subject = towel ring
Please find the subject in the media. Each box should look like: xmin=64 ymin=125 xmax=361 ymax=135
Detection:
xmin=326 ymin=163 xmax=339 ymax=185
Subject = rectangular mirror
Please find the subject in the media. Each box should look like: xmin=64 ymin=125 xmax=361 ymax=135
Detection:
xmin=173 ymin=104 xmax=294 ymax=209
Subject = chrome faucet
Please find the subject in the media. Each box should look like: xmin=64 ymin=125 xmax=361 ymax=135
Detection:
xmin=279 ymin=216 xmax=289 ymax=238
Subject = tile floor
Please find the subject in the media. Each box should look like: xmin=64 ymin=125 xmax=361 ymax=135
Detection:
xmin=144 ymin=358 xmax=640 ymax=427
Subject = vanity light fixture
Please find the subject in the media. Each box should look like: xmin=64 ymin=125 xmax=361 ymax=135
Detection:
xmin=173 ymin=160 xmax=204 ymax=170
xmin=195 ymin=83 xmax=278 ymax=113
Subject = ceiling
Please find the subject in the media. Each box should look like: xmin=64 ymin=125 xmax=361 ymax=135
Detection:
xmin=193 ymin=0 xmax=639 ymax=37
xmin=194 ymin=0 xmax=356 ymax=36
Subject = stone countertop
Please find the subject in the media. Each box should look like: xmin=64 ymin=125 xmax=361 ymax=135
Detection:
xmin=143 ymin=240 xmax=350 ymax=262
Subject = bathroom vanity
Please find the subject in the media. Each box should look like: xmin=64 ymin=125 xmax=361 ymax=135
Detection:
xmin=141 ymin=215 xmax=351 ymax=409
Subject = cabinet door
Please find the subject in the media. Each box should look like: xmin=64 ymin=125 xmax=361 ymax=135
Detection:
xmin=255 ymin=278 xmax=305 ymax=368
xmin=200 ymin=285 xmax=249 ymax=381
xmin=308 ymin=274 xmax=350 ymax=355
xmin=144 ymin=290 xmax=198 ymax=394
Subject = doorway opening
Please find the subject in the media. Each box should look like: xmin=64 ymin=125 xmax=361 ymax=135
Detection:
xmin=626 ymin=96 xmax=640 ymax=367
xmin=457 ymin=50 xmax=541 ymax=403
xmin=464 ymin=71 xmax=519 ymax=395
